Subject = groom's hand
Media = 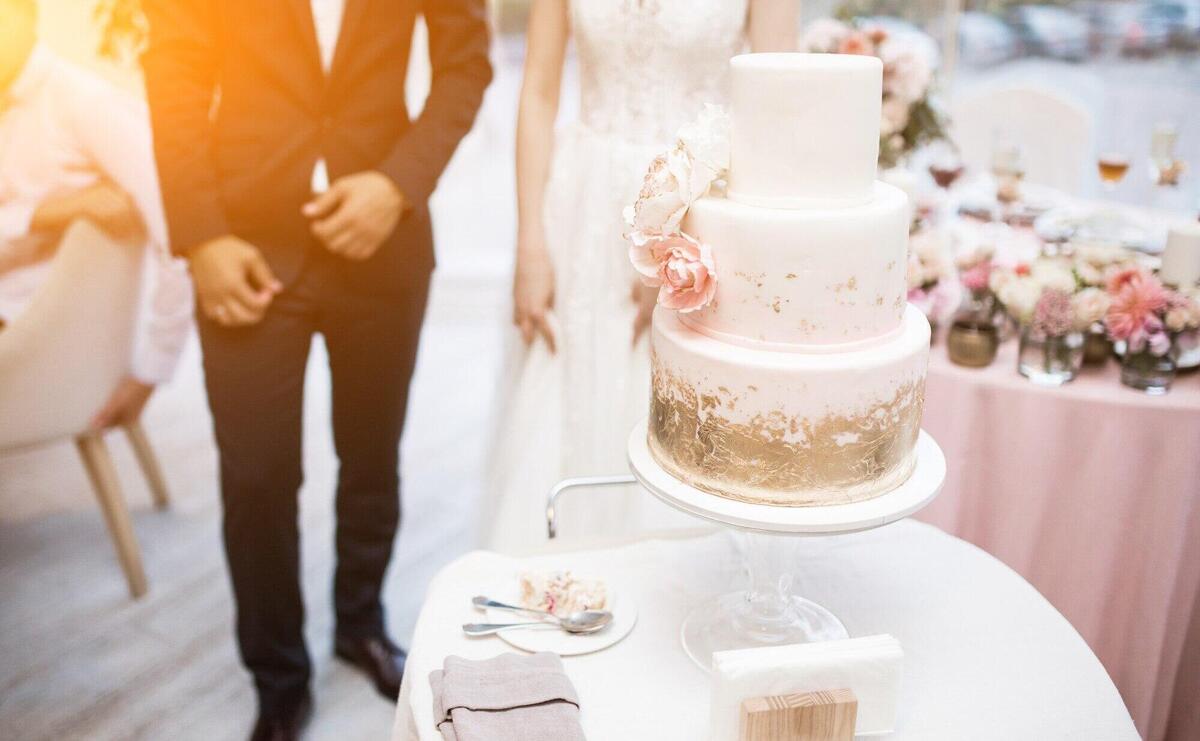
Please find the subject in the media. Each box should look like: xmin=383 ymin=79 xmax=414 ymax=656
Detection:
xmin=303 ymin=171 xmax=406 ymax=261
xmin=189 ymin=236 xmax=281 ymax=327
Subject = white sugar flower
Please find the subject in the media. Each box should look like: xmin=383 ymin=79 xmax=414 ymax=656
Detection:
xmin=677 ymin=104 xmax=730 ymax=180
xmin=625 ymin=147 xmax=692 ymax=234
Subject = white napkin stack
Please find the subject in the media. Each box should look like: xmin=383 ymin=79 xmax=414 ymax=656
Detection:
xmin=710 ymin=634 xmax=903 ymax=740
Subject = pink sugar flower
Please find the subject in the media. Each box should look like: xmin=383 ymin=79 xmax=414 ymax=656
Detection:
xmin=628 ymin=231 xmax=717 ymax=313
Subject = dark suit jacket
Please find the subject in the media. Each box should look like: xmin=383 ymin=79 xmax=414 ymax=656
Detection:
xmin=141 ymin=0 xmax=492 ymax=288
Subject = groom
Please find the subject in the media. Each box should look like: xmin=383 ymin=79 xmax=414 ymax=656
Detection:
xmin=141 ymin=1 xmax=491 ymax=738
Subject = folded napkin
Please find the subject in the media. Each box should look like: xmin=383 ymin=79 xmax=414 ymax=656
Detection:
xmin=430 ymin=652 xmax=586 ymax=741
xmin=710 ymin=634 xmax=903 ymax=739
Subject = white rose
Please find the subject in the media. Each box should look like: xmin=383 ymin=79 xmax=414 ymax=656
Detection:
xmin=988 ymin=266 xmax=1014 ymax=295
xmin=1031 ymin=259 xmax=1077 ymax=294
xmin=999 ymin=276 xmax=1043 ymax=325
xmin=1074 ymin=244 xmax=1133 ymax=286
xmin=879 ymin=39 xmax=932 ymax=103
xmin=1165 ymin=293 xmax=1200 ymax=332
xmin=1070 ymin=287 xmax=1110 ymax=331
xmin=677 ymin=104 xmax=730 ymax=177
xmin=880 ymin=96 xmax=911 ymax=136
xmin=800 ymin=18 xmax=850 ymax=53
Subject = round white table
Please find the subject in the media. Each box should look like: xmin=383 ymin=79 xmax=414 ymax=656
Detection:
xmin=392 ymin=520 xmax=1137 ymax=740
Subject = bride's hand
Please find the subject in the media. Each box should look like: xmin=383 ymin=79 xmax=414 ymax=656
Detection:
xmin=632 ymin=280 xmax=658 ymax=346
xmin=513 ymin=239 xmax=557 ymax=353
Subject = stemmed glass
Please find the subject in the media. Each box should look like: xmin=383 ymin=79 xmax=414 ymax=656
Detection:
xmin=991 ymin=142 xmax=1024 ymax=205
xmin=1149 ymin=123 xmax=1184 ymax=188
xmin=927 ymin=141 xmax=964 ymax=191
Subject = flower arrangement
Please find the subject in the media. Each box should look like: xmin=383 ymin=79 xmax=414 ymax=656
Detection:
xmin=800 ymin=19 xmax=946 ymax=168
xmin=989 ymin=258 xmax=1101 ymax=331
xmin=906 ymin=228 xmax=961 ymax=327
xmin=1072 ymin=243 xmax=1138 ymax=288
xmin=624 ymin=105 xmax=730 ymax=312
xmin=957 ymin=246 xmax=995 ymax=297
xmin=1102 ymin=268 xmax=1199 ymax=356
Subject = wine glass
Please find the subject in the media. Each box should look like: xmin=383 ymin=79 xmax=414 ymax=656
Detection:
xmin=927 ymin=141 xmax=964 ymax=190
xmin=991 ymin=142 xmax=1024 ymax=205
xmin=1149 ymin=124 xmax=1184 ymax=188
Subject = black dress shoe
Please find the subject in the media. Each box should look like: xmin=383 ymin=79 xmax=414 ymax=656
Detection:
xmin=249 ymin=691 xmax=311 ymax=741
xmin=334 ymin=632 xmax=407 ymax=700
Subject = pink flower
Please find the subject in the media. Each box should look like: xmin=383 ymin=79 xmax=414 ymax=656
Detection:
xmin=628 ymin=231 xmax=717 ymax=313
xmin=1032 ymin=289 xmax=1073 ymax=337
xmin=839 ymin=31 xmax=876 ymax=56
xmin=960 ymin=260 xmax=992 ymax=293
xmin=908 ymin=280 xmax=960 ymax=325
xmin=1104 ymin=268 xmax=1168 ymax=341
xmin=1127 ymin=315 xmax=1172 ymax=356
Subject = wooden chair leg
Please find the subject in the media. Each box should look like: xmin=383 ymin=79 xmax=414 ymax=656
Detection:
xmin=123 ymin=421 xmax=170 ymax=510
xmin=75 ymin=433 xmax=148 ymax=599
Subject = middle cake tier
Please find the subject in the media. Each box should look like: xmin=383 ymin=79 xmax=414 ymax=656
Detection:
xmin=649 ymin=304 xmax=930 ymax=506
xmin=681 ymin=181 xmax=909 ymax=348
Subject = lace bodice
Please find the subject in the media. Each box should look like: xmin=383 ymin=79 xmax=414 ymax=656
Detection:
xmin=570 ymin=0 xmax=748 ymax=146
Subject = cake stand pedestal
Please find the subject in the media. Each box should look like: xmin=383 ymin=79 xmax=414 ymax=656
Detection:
xmin=627 ymin=418 xmax=946 ymax=671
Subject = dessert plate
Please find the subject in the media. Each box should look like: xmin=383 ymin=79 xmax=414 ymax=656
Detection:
xmin=478 ymin=584 xmax=638 ymax=657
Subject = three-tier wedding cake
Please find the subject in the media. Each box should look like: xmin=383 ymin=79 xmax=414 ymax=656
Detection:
xmin=631 ymin=53 xmax=929 ymax=507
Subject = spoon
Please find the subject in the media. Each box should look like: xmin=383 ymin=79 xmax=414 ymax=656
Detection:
xmin=473 ymin=595 xmax=609 ymax=623
xmin=463 ymin=610 xmax=613 ymax=637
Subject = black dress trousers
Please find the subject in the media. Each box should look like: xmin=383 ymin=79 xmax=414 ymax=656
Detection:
xmin=197 ymin=233 xmax=431 ymax=709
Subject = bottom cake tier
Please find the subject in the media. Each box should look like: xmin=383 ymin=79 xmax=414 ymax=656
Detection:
xmin=648 ymin=304 xmax=931 ymax=506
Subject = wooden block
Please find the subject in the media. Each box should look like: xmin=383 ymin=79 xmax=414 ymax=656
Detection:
xmin=738 ymin=688 xmax=857 ymax=741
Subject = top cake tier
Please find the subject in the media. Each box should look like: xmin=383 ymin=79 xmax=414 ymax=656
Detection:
xmin=727 ymin=53 xmax=882 ymax=208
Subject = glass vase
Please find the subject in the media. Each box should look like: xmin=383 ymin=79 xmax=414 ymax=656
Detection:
xmin=1121 ymin=349 xmax=1175 ymax=394
xmin=1017 ymin=326 xmax=1084 ymax=386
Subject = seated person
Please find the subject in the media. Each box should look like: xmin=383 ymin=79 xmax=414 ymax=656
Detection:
xmin=0 ymin=0 xmax=191 ymax=428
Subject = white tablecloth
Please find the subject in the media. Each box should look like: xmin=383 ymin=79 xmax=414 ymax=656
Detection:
xmin=392 ymin=520 xmax=1137 ymax=740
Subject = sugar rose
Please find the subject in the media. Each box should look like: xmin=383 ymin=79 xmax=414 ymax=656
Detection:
xmin=629 ymin=231 xmax=717 ymax=313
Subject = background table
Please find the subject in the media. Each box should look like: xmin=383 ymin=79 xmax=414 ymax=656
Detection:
xmin=920 ymin=338 xmax=1200 ymax=741
xmin=393 ymin=520 xmax=1136 ymax=740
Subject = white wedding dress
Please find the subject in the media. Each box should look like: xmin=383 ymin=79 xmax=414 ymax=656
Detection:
xmin=484 ymin=0 xmax=748 ymax=551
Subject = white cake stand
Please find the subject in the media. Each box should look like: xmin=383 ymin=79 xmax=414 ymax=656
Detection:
xmin=627 ymin=418 xmax=945 ymax=670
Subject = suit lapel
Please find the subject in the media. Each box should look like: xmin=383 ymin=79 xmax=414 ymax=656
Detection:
xmin=287 ymin=0 xmax=325 ymax=82
xmin=328 ymin=0 xmax=369 ymax=81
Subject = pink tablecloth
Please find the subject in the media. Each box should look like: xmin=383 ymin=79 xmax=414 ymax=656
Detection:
xmin=919 ymin=336 xmax=1200 ymax=741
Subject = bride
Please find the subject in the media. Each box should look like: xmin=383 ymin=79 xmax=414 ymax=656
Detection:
xmin=485 ymin=0 xmax=796 ymax=550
